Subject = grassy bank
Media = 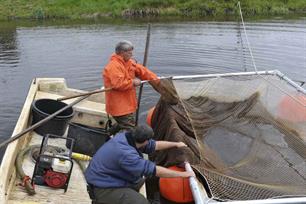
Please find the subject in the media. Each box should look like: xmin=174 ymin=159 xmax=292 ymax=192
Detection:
xmin=0 ymin=0 xmax=306 ymax=20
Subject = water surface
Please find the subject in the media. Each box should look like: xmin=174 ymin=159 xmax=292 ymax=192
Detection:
xmin=0 ymin=17 xmax=305 ymax=160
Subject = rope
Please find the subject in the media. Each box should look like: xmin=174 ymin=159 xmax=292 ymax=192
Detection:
xmin=22 ymin=176 xmax=31 ymax=186
xmin=237 ymin=1 xmax=258 ymax=72
xmin=237 ymin=1 xmax=306 ymax=107
xmin=16 ymin=145 xmax=38 ymax=195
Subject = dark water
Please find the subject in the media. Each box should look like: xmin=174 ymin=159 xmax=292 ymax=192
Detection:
xmin=0 ymin=18 xmax=306 ymax=160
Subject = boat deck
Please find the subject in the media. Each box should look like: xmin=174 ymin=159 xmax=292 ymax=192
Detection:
xmin=7 ymin=89 xmax=102 ymax=203
xmin=0 ymin=78 xmax=152 ymax=203
xmin=6 ymin=87 xmax=146 ymax=203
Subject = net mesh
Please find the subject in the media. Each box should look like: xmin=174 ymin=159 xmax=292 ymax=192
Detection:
xmin=150 ymin=73 xmax=306 ymax=201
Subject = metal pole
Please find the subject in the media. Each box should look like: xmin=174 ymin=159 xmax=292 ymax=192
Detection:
xmin=135 ymin=23 xmax=151 ymax=125
xmin=184 ymin=162 xmax=306 ymax=204
xmin=143 ymin=23 xmax=151 ymax=67
xmin=185 ymin=162 xmax=206 ymax=204
xmin=142 ymin=70 xmax=305 ymax=96
xmin=171 ymin=70 xmax=276 ymax=80
xmin=275 ymin=70 xmax=306 ymax=95
xmin=207 ymin=197 xmax=306 ymax=204
xmin=141 ymin=70 xmax=275 ymax=83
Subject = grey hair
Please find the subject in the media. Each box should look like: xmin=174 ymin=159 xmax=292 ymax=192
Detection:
xmin=115 ymin=40 xmax=134 ymax=54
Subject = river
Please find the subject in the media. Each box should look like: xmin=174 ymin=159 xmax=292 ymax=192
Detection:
xmin=0 ymin=17 xmax=305 ymax=160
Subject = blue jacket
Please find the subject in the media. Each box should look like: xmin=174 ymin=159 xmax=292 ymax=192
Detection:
xmin=85 ymin=132 xmax=156 ymax=188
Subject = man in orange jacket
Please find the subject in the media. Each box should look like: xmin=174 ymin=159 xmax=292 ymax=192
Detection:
xmin=103 ymin=40 xmax=159 ymax=134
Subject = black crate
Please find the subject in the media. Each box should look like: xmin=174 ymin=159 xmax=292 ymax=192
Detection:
xmin=66 ymin=123 xmax=110 ymax=156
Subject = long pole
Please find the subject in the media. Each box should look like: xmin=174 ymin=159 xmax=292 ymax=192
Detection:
xmin=143 ymin=23 xmax=151 ymax=67
xmin=135 ymin=23 xmax=151 ymax=125
xmin=57 ymin=87 xmax=111 ymax=101
xmin=0 ymin=91 xmax=104 ymax=149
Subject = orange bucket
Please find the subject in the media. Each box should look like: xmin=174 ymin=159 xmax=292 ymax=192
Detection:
xmin=146 ymin=106 xmax=155 ymax=127
xmin=159 ymin=166 xmax=194 ymax=203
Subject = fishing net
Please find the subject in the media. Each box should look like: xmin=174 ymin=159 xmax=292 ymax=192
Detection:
xmin=150 ymin=72 xmax=306 ymax=201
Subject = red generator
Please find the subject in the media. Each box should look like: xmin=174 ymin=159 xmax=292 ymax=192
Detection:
xmin=32 ymin=134 xmax=74 ymax=192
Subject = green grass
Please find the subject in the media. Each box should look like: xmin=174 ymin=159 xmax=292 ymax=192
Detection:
xmin=0 ymin=0 xmax=305 ymax=20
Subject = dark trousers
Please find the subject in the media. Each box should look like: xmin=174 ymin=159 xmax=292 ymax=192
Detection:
xmin=109 ymin=113 xmax=135 ymax=135
xmin=88 ymin=179 xmax=146 ymax=204
xmin=92 ymin=187 xmax=149 ymax=204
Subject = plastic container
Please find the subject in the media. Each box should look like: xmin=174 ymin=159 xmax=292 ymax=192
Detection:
xmin=66 ymin=123 xmax=110 ymax=156
xmin=31 ymin=99 xmax=74 ymax=136
xmin=159 ymin=166 xmax=193 ymax=203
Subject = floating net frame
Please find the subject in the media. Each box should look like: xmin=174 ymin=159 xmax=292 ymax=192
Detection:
xmin=165 ymin=70 xmax=306 ymax=203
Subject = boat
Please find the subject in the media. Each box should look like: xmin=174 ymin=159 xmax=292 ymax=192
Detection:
xmin=0 ymin=70 xmax=305 ymax=204
xmin=0 ymin=78 xmax=110 ymax=203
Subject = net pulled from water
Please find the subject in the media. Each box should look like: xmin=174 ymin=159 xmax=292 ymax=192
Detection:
xmin=150 ymin=71 xmax=306 ymax=201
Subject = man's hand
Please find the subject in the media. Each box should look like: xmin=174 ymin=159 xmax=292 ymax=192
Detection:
xmin=181 ymin=170 xmax=196 ymax=178
xmin=133 ymin=78 xmax=141 ymax=86
xmin=176 ymin=142 xmax=187 ymax=148
xmin=156 ymin=166 xmax=196 ymax=178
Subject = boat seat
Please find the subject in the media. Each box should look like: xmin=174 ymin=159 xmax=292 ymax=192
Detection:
xmin=35 ymin=91 xmax=106 ymax=116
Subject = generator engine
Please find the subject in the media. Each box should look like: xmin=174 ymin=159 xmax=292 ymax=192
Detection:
xmin=32 ymin=134 xmax=74 ymax=192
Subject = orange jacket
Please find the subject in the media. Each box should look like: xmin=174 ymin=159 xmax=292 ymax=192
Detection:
xmin=103 ymin=54 xmax=158 ymax=116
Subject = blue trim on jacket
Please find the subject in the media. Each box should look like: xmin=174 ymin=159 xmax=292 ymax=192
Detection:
xmin=85 ymin=131 xmax=156 ymax=188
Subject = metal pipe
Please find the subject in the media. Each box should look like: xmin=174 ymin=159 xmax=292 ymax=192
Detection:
xmin=58 ymin=70 xmax=305 ymax=102
xmin=135 ymin=23 xmax=151 ymax=125
xmin=185 ymin=162 xmax=206 ymax=204
xmin=142 ymin=23 xmax=151 ymax=67
xmin=141 ymin=70 xmax=276 ymax=84
xmin=171 ymin=70 xmax=276 ymax=80
xmin=142 ymin=70 xmax=305 ymax=96
xmin=184 ymin=161 xmax=306 ymax=204
xmin=275 ymin=70 xmax=306 ymax=95
xmin=207 ymin=197 xmax=306 ymax=204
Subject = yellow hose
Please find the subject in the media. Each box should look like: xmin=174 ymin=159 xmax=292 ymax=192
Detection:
xmin=72 ymin=152 xmax=92 ymax=161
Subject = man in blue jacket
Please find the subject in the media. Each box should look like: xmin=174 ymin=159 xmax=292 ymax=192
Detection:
xmin=85 ymin=125 xmax=194 ymax=204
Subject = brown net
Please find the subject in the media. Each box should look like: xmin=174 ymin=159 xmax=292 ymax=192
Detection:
xmin=150 ymin=73 xmax=306 ymax=201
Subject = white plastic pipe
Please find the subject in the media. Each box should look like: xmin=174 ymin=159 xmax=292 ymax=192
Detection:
xmin=141 ymin=70 xmax=276 ymax=84
xmin=275 ymin=70 xmax=306 ymax=94
xmin=207 ymin=197 xmax=306 ymax=204
xmin=185 ymin=162 xmax=205 ymax=204
xmin=141 ymin=70 xmax=306 ymax=95
xmin=171 ymin=70 xmax=276 ymax=80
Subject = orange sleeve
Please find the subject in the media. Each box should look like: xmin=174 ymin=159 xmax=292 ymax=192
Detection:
xmin=104 ymin=63 xmax=134 ymax=91
xmin=134 ymin=63 xmax=158 ymax=81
